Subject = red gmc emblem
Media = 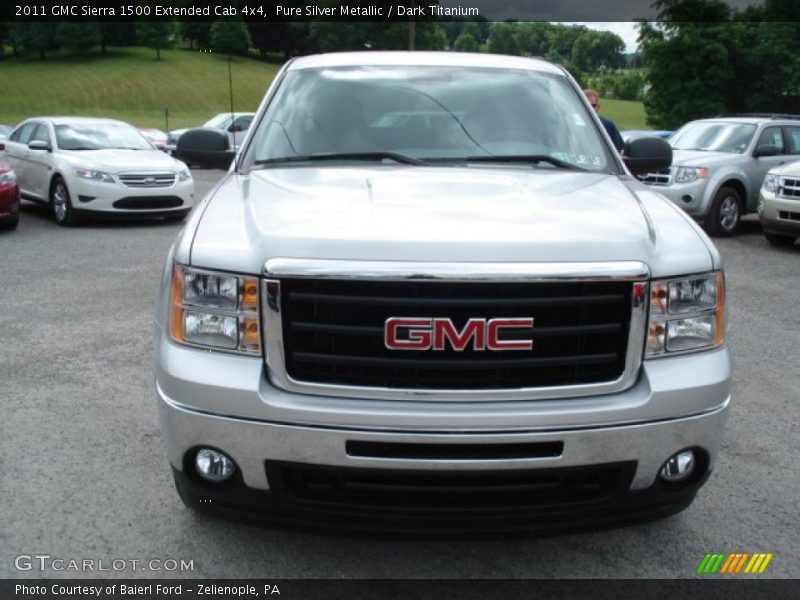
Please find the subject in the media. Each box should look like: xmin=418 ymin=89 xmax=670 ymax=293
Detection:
xmin=384 ymin=317 xmax=534 ymax=351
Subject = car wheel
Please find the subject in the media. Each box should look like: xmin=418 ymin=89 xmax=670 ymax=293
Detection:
xmin=764 ymin=232 xmax=797 ymax=247
xmin=705 ymin=186 xmax=742 ymax=237
xmin=0 ymin=215 xmax=19 ymax=231
xmin=50 ymin=177 xmax=80 ymax=226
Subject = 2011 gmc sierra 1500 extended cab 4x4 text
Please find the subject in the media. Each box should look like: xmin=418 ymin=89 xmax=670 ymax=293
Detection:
xmin=155 ymin=52 xmax=731 ymax=535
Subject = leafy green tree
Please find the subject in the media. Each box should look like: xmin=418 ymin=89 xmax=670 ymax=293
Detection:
xmin=571 ymin=30 xmax=625 ymax=73
xmin=56 ymin=22 xmax=102 ymax=53
xmin=453 ymin=32 xmax=478 ymax=52
xmin=12 ymin=22 xmax=59 ymax=59
xmin=180 ymin=22 xmax=212 ymax=50
xmin=211 ymin=20 xmax=252 ymax=56
xmin=487 ymin=22 xmax=522 ymax=56
xmin=137 ymin=21 xmax=176 ymax=60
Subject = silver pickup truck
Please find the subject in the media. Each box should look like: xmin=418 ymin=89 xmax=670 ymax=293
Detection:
xmin=155 ymin=52 xmax=731 ymax=535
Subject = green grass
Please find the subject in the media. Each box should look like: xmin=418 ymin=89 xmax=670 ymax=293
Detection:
xmin=599 ymin=98 xmax=648 ymax=131
xmin=0 ymin=48 xmax=650 ymax=131
xmin=0 ymin=47 xmax=281 ymax=130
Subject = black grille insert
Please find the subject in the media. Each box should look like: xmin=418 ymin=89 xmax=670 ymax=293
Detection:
xmin=278 ymin=279 xmax=633 ymax=389
xmin=112 ymin=196 xmax=183 ymax=210
xmin=346 ymin=441 xmax=564 ymax=460
xmin=267 ymin=461 xmax=635 ymax=512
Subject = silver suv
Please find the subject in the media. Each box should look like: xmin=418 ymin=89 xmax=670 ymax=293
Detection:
xmin=155 ymin=52 xmax=730 ymax=535
xmin=640 ymin=115 xmax=800 ymax=236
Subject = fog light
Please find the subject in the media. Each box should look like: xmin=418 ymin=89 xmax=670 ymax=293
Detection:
xmin=659 ymin=450 xmax=696 ymax=483
xmin=195 ymin=448 xmax=236 ymax=483
xmin=681 ymin=194 xmax=694 ymax=204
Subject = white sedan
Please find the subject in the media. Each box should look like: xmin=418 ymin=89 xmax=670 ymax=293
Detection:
xmin=2 ymin=117 xmax=194 ymax=225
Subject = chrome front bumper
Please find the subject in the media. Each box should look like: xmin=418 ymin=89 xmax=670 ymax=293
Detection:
xmin=157 ymin=387 xmax=729 ymax=492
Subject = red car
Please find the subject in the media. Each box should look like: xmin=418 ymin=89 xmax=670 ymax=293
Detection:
xmin=0 ymin=157 xmax=20 ymax=230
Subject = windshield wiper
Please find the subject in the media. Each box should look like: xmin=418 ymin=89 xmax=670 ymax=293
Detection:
xmin=254 ymin=152 xmax=426 ymax=166
xmin=460 ymin=155 xmax=587 ymax=171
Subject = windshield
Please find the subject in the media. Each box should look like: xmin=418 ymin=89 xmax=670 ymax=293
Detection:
xmin=670 ymin=122 xmax=756 ymax=154
xmin=204 ymin=114 xmax=232 ymax=128
xmin=55 ymin=123 xmax=153 ymax=151
xmin=246 ymin=66 xmax=615 ymax=172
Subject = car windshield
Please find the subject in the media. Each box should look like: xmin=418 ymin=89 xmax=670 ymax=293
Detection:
xmin=55 ymin=123 xmax=153 ymax=151
xmin=246 ymin=66 xmax=614 ymax=172
xmin=670 ymin=122 xmax=756 ymax=154
xmin=204 ymin=114 xmax=232 ymax=128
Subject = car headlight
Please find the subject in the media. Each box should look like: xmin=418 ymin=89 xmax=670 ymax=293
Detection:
xmin=675 ymin=167 xmax=709 ymax=184
xmin=74 ymin=168 xmax=115 ymax=183
xmin=0 ymin=170 xmax=16 ymax=185
xmin=168 ymin=265 xmax=261 ymax=355
xmin=646 ymin=272 xmax=725 ymax=357
xmin=177 ymin=169 xmax=191 ymax=182
xmin=762 ymin=173 xmax=779 ymax=193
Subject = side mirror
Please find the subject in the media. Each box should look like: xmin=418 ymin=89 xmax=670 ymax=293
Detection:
xmin=176 ymin=128 xmax=234 ymax=169
xmin=753 ymin=144 xmax=778 ymax=158
xmin=28 ymin=140 xmax=51 ymax=152
xmin=623 ymin=137 xmax=672 ymax=176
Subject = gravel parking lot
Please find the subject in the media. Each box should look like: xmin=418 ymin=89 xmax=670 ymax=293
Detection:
xmin=1 ymin=168 xmax=798 ymax=579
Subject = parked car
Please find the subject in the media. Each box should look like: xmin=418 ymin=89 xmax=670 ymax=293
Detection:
xmin=155 ymin=52 xmax=730 ymax=535
xmin=639 ymin=114 xmax=800 ymax=236
xmin=0 ymin=157 xmax=20 ymax=230
xmin=758 ymin=159 xmax=800 ymax=246
xmin=621 ymin=130 xmax=672 ymax=143
xmin=0 ymin=125 xmax=13 ymax=140
xmin=139 ymin=128 xmax=168 ymax=151
xmin=2 ymin=117 xmax=194 ymax=226
xmin=166 ymin=113 xmax=255 ymax=157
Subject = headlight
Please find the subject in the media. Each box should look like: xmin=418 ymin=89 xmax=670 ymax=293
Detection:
xmin=646 ymin=272 xmax=724 ymax=357
xmin=0 ymin=170 xmax=16 ymax=185
xmin=675 ymin=167 xmax=709 ymax=184
xmin=74 ymin=168 xmax=115 ymax=183
xmin=168 ymin=265 xmax=261 ymax=355
xmin=177 ymin=169 xmax=191 ymax=182
xmin=762 ymin=173 xmax=779 ymax=193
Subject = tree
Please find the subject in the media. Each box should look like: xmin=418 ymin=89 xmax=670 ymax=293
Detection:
xmin=137 ymin=21 xmax=175 ymax=60
xmin=180 ymin=22 xmax=212 ymax=50
xmin=487 ymin=22 xmax=522 ymax=56
xmin=453 ymin=32 xmax=478 ymax=52
xmin=56 ymin=22 xmax=102 ymax=53
xmin=13 ymin=22 xmax=59 ymax=59
xmin=211 ymin=20 xmax=252 ymax=56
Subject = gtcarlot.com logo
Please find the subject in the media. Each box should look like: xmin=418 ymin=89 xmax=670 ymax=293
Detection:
xmin=697 ymin=552 xmax=773 ymax=574
xmin=14 ymin=554 xmax=194 ymax=572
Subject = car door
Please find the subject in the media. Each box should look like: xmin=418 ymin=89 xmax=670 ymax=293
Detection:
xmin=3 ymin=122 xmax=38 ymax=197
xmin=748 ymin=125 xmax=789 ymax=208
xmin=26 ymin=122 xmax=55 ymax=200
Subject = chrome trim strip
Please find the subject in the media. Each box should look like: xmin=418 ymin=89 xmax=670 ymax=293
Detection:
xmin=262 ymin=259 xmax=649 ymax=402
xmin=264 ymin=258 xmax=650 ymax=282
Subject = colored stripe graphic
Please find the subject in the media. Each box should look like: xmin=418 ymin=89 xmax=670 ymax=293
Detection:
xmin=698 ymin=552 xmax=772 ymax=575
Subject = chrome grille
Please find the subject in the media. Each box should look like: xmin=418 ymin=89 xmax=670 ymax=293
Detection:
xmin=779 ymin=177 xmax=800 ymax=199
xmin=638 ymin=169 xmax=671 ymax=186
xmin=118 ymin=173 xmax=175 ymax=188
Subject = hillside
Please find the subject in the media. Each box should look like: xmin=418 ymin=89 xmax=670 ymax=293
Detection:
xmin=0 ymin=47 xmax=281 ymax=130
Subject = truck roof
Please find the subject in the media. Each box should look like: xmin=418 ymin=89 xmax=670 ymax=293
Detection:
xmin=288 ymin=51 xmax=565 ymax=75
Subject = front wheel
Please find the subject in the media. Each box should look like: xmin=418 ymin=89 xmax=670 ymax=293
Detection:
xmin=705 ymin=186 xmax=742 ymax=237
xmin=764 ymin=232 xmax=797 ymax=247
xmin=50 ymin=177 xmax=80 ymax=226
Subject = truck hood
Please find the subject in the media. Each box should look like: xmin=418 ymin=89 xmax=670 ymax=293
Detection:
xmin=188 ymin=166 xmax=716 ymax=277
